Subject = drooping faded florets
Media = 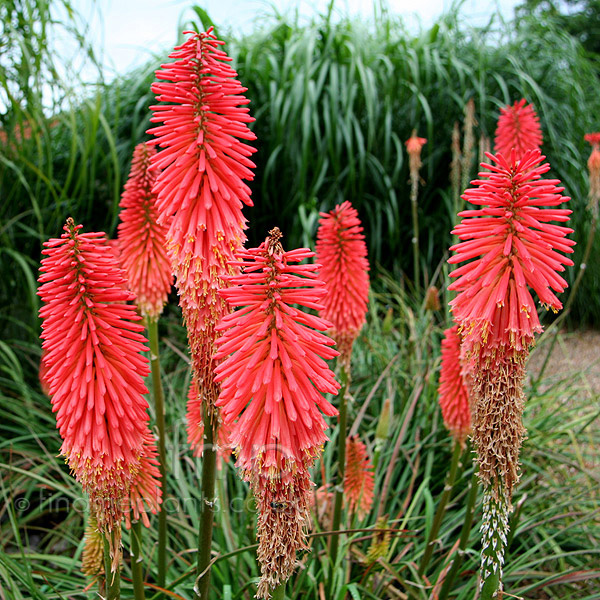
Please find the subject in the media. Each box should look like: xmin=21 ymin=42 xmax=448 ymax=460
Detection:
xmin=38 ymin=219 xmax=162 ymax=567
xmin=494 ymin=99 xmax=543 ymax=157
xmin=316 ymin=201 xmax=369 ymax=364
xmin=117 ymin=142 xmax=173 ymax=319
xmin=215 ymin=228 xmax=339 ymax=597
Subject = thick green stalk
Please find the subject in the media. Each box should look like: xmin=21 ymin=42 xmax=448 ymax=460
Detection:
xmin=328 ymin=363 xmax=350 ymax=578
xmin=410 ymin=172 xmax=421 ymax=293
xmin=146 ymin=317 xmax=168 ymax=588
xmin=103 ymin=534 xmax=121 ymax=600
xmin=418 ymin=440 xmax=462 ymax=576
xmin=438 ymin=469 xmax=478 ymax=600
xmin=195 ymin=402 xmax=217 ymax=600
xmin=131 ymin=521 xmax=146 ymax=600
xmin=271 ymin=582 xmax=286 ymax=600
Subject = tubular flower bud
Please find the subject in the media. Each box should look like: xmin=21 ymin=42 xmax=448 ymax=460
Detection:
xmin=38 ymin=219 xmax=161 ymax=568
xmin=494 ymin=98 xmax=542 ymax=158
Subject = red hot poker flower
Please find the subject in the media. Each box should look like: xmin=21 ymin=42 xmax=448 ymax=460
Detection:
xmin=214 ymin=228 xmax=339 ymax=597
xmin=585 ymin=132 xmax=600 ymax=213
xmin=38 ymin=219 xmax=161 ymax=566
xmin=438 ymin=325 xmax=472 ymax=445
xmin=148 ymin=28 xmax=257 ymax=424
xmin=494 ymin=99 xmax=543 ymax=158
xmin=449 ymin=149 xmax=574 ymax=353
xmin=215 ymin=228 xmax=339 ymax=474
xmin=344 ymin=435 xmax=375 ymax=520
xmin=117 ymin=142 xmax=173 ymax=319
xmin=405 ymin=131 xmax=427 ymax=173
xmin=315 ymin=201 xmax=369 ymax=363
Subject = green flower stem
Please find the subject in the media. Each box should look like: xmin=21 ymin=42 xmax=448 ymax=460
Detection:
xmin=195 ymin=402 xmax=217 ymax=600
xmin=146 ymin=317 xmax=168 ymax=588
xmin=438 ymin=469 xmax=478 ymax=600
xmin=418 ymin=439 xmax=462 ymax=576
xmin=103 ymin=534 xmax=121 ymax=600
xmin=271 ymin=582 xmax=286 ymax=600
xmin=410 ymin=171 xmax=421 ymax=293
xmin=328 ymin=362 xmax=350 ymax=586
xmin=131 ymin=521 xmax=146 ymax=600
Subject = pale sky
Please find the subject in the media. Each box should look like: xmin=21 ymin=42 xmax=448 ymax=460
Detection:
xmin=75 ymin=0 xmax=520 ymax=77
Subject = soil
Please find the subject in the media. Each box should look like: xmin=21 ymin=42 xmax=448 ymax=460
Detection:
xmin=528 ymin=328 xmax=600 ymax=397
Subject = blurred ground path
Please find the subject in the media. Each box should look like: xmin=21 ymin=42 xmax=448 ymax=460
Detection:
xmin=529 ymin=328 xmax=600 ymax=398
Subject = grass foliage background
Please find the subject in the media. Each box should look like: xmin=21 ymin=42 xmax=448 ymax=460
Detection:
xmin=1 ymin=1 xmax=599 ymax=598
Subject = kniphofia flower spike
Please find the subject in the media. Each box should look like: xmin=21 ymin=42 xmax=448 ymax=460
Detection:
xmin=38 ymin=219 xmax=162 ymax=568
xmin=449 ymin=148 xmax=575 ymax=355
xmin=149 ymin=28 xmax=256 ymax=426
xmin=117 ymin=142 xmax=173 ymax=319
xmin=316 ymin=201 xmax=369 ymax=364
xmin=344 ymin=435 xmax=375 ymax=520
xmin=215 ymin=228 xmax=340 ymax=597
xmin=438 ymin=325 xmax=471 ymax=445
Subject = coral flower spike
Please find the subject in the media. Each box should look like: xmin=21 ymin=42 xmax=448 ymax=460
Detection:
xmin=448 ymin=149 xmax=574 ymax=595
xmin=148 ymin=28 xmax=256 ymax=415
xmin=449 ymin=148 xmax=575 ymax=355
xmin=344 ymin=435 xmax=375 ymax=520
xmin=585 ymin=132 xmax=600 ymax=214
xmin=117 ymin=142 xmax=173 ymax=319
xmin=38 ymin=218 xmax=161 ymax=568
xmin=315 ymin=201 xmax=370 ymax=365
xmin=494 ymin=98 xmax=543 ymax=158
xmin=438 ymin=325 xmax=471 ymax=445
xmin=215 ymin=228 xmax=340 ymax=597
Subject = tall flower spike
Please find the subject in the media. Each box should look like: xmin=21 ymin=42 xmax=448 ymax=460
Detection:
xmin=38 ymin=219 xmax=161 ymax=568
xmin=438 ymin=325 xmax=472 ymax=446
xmin=448 ymin=151 xmax=574 ymax=596
xmin=148 ymin=28 xmax=256 ymax=417
xmin=449 ymin=148 xmax=575 ymax=355
xmin=214 ymin=228 xmax=340 ymax=597
xmin=405 ymin=131 xmax=427 ymax=173
xmin=494 ymin=98 xmax=543 ymax=158
xmin=344 ymin=435 xmax=375 ymax=520
xmin=315 ymin=201 xmax=369 ymax=365
xmin=117 ymin=142 xmax=173 ymax=319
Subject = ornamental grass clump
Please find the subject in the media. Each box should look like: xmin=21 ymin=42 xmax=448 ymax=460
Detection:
xmin=37 ymin=219 xmax=162 ymax=573
xmin=448 ymin=149 xmax=574 ymax=596
xmin=214 ymin=228 xmax=340 ymax=598
xmin=117 ymin=142 xmax=173 ymax=320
